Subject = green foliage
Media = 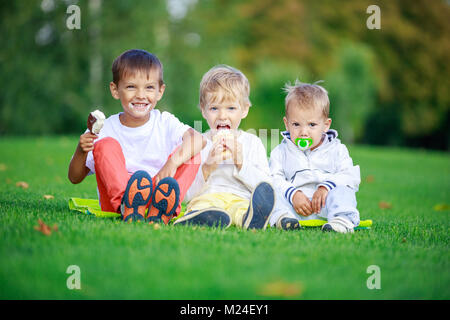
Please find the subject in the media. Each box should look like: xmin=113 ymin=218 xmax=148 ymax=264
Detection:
xmin=325 ymin=42 xmax=377 ymax=143
xmin=245 ymin=59 xmax=308 ymax=132
xmin=0 ymin=0 xmax=448 ymax=149
xmin=303 ymin=0 xmax=450 ymax=148
xmin=0 ymin=1 xmax=87 ymax=134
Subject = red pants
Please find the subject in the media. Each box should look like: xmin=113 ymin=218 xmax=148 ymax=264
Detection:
xmin=93 ymin=137 xmax=200 ymax=215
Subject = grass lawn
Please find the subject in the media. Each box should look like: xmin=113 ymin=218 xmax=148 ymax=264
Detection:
xmin=0 ymin=136 xmax=449 ymax=299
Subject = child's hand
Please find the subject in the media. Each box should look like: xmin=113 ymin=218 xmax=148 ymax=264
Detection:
xmin=312 ymin=186 xmax=329 ymax=213
xmin=202 ymin=142 xmax=228 ymax=180
xmin=292 ymin=190 xmax=313 ymax=216
xmin=155 ymin=157 xmax=178 ymax=185
xmin=78 ymin=132 xmax=98 ymax=153
xmin=223 ymin=136 xmax=243 ymax=170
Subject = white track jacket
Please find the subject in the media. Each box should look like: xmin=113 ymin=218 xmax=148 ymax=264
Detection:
xmin=269 ymin=130 xmax=360 ymax=206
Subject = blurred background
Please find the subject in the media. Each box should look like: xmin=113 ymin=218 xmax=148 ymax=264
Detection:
xmin=0 ymin=0 xmax=449 ymax=150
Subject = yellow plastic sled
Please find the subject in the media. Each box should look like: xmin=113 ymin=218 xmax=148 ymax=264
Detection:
xmin=68 ymin=197 xmax=372 ymax=229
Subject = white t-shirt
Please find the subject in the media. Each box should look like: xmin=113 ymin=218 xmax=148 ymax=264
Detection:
xmin=185 ymin=130 xmax=272 ymax=201
xmin=85 ymin=109 xmax=191 ymax=176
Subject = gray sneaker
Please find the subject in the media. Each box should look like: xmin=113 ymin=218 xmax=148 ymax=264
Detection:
xmin=277 ymin=217 xmax=303 ymax=231
xmin=242 ymin=182 xmax=275 ymax=230
xmin=173 ymin=208 xmax=231 ymax=229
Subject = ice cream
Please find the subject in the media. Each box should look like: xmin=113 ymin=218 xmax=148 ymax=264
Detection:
xmin=212 ymin=129 xmax=234 ymax=158
xmin=87 ymin=109 xmax=105 ymax=134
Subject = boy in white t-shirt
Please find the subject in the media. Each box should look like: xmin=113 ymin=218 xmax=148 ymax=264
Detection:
xmin=68 ymin=49 xmax=205 ymax=224
xmin=174 ymin=65 xmax=275 ymax=230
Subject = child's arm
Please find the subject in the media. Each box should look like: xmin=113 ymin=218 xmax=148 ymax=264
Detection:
xmin=155 ymin=128 xmax=206 ymax=184
xmin=269 ymin=146 xmax=313 ymax=215
xmin=319 ymin=144 xmax=360 ymax=192
xmin=202 ymin=141 xmax=228 ymax=180
xmin=221 ymin=135 xmax=242 ymax=170
xmin=311 ymin=144 xmax=360 ymax=213
xmin=231 ymin=136 xmax=272 ymax=190
xmin=68 ymin=132 xmax=98 ymax=184
xmin=269 ymin=146 xmax=302 ymax=207
xmin=201 ymin=132 xmax=243 ymax=180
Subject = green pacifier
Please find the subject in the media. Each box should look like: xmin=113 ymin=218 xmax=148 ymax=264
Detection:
xmin=295 ymin=137 xmax=313 ymax=151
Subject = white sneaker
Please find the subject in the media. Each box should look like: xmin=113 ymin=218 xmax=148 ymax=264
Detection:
xmin=322 ymin=216 xmax=355 ymax=233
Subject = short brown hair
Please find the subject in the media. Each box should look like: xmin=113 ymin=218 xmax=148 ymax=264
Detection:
xmin=112 ymin=49 xmax=164 ymax=86
xmin=283 ymin=80 xmax=330 ymax=118
xmin=199 ymin=65 xmax=251 ymax=110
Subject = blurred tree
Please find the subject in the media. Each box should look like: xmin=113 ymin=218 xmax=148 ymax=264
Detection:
xmin=0 ymin=0 xmax=89 ymax=135
xmin=247 ymin=59 xmax=309 ymax=132
xmin=210 ymin=0 xmax=449 ymax=148
xmin=304 ymin=0 xmax=450 ymax=148
xmin=325 ymin=42 xmax=377 ymax=144
xmin=0 ymin=0 xmax=448 ymax=150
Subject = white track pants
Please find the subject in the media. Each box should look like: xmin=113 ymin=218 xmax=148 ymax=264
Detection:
xmin=269 ymin=186 xmax=360 ymax=227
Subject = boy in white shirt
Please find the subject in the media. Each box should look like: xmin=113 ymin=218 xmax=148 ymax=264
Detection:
xmin=68 ymin=49 xmax=205 ymax=224
xmin=174 ymin=65 xmax=275 ymax=230
xmin=269 ymin=80 xmax=361 ymax=233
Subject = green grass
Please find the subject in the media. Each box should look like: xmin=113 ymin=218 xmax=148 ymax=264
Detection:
xmin=0 ymin=136 xmax=449 ymax=299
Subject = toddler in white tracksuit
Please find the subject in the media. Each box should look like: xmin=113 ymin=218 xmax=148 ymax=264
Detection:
xmin=269 ymin=80 xmax=360 ymax=233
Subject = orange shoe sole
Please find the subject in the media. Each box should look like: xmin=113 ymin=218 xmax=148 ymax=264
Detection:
xmin=121 ymin=171 xmax=152 ymax=222
xmin=146 ymin=177 xmax=180 ymax=225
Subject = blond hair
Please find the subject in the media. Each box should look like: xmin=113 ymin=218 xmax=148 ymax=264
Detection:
xmin=283 ymin=79 xmax=330 ymax=118
xmin=199 ymin=65 xmax=251 ymax=110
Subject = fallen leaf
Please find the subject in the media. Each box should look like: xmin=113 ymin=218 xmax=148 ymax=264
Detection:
xmin=365 ymin=175 xmax=375 ymax=183
xmin=152 ymin=223 xmax=161 ymax=230
xmin=433 ymin=204 xmax=449 ymax=211
xmin=378 ymin=201 xmax=392 ymax=209
xmin=258 ymin=280 xmax=303 ymax=298
xmin=16 ymin=181 xmax=29 ymax=189
xmin=43 ymin=194 xmax=54 ymax=199
xmin=34 ymin=219 xmax=53 ymax=236
xmin=0 ymin=163 xmax=7 ymax=171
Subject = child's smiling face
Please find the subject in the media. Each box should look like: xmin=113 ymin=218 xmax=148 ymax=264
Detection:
xmin=202 ymin=98 xmax=249 ymax=133
xmin=283 ymin=103 xmax=331 ymax=151
xmin=110 ymin=69 xmax=165 ymax=127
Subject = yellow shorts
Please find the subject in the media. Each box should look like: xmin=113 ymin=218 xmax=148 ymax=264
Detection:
xmin=186 ymin=192 xmax=249 ymax=227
